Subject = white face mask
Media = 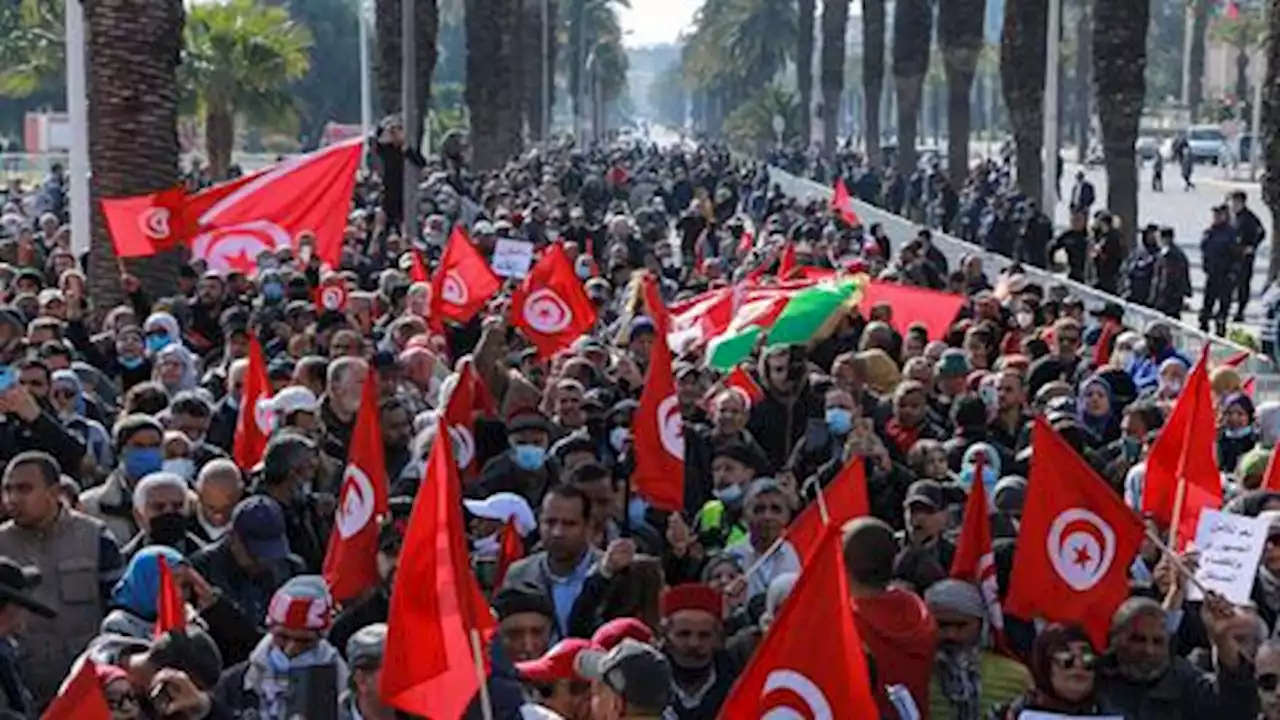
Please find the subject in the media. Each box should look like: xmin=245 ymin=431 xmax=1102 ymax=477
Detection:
xmin=162 ymin=458 xmax=195 ymax=482
xmin=609 ymin=427 xmax=631 ymax=453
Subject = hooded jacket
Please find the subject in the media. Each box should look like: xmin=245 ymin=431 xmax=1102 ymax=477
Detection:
xmin=854 ymin=587 xmax=938 ymax=720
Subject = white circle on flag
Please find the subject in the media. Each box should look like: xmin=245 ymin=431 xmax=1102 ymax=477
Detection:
xmin=336 ymin=464 xmax=376 ymax=539
xmin=191 ymin=221 xmax=292 ymax=274
xmin=760 ymin=669 xmax=833 ymax=720
xmin=449 ymin=424 xmax=475 ymax=469
xmin=320 ymin=285 xmax=345 ymax=311
xmin=523 ymin=288 xmax=573 ymax=334
xmin=253 ymin=396 xmax=275 ymax=434
xmin=442 ymin=270 xmax=468 ymax=306
xmin=657 ymin=395 xmax=684 ymax=458
xmin=1046 ymin=507 xmax=1117 ymax=592
xmin=138 ymin=208 xmax=171 ymax=240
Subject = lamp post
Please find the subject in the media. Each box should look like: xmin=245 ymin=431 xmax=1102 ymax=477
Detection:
xmin=65 ymin=0 xmax=90 ymax=259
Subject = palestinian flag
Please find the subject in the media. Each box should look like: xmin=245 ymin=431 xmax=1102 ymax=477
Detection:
xmin=705 ymin=277 xmax=864 ymax=370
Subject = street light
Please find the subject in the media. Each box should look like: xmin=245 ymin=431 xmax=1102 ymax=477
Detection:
xmin=64 ymin=0 xmax=90 ymax=259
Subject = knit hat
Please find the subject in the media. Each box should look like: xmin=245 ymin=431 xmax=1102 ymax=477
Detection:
xmin=923 ymin=578 xmax=985 ymax=619
xmin=266 ymin=575 xmax=334 ymax=632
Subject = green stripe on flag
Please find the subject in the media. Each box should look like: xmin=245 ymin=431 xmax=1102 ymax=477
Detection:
xmin=765 ymin=279 xmax=860 ymax=347
xmin=706 ymin=325 xmax=762 ymax=371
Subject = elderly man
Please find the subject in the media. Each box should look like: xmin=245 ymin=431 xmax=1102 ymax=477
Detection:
xmin=659 ymin=583 xmax=734 ymax=718
xmin=321 ymin=356 xmax=367 ymax=461
xmin=725 ymin=479 xmax=799 ymax=602
xmin=191 ymin=459 xmax=245 ymax=544
xmin=1258 ymin=639 xmax=1280 ymax=720
xmin=341 ymin=623 xmax=392 ymax=720
xmin=81 ymin=414 xmax=166 ymax=544
xmin=924 ymin=579 xmax=1031 ymax=718
xmin=685 ymin=388 xmax=771 ymax=510
xmin=120 ymin=472 xmax=206 ymax=559
xmin=1096 ymin=595 xmax=1256 ymax=719
xmin=494 ymin=584 xmax=556 ymax=663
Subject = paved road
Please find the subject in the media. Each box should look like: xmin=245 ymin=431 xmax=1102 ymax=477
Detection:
xmin=1051 ymin=160 xmax=1272 ymax=329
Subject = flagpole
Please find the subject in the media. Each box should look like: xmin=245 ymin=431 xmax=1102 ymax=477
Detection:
xmin=470 ymin=628 xmax=494 ymax=720
xmin=1143 ymin=527 xmax=1210 ymax=598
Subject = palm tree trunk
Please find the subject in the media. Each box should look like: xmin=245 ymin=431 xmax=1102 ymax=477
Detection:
xmin=1093 ymin=0 xmax=1149 ymax=237
xmin=568 ymin=0 xmax=586 ymax=137
xmin=204 ymin=106 xmax=234 ymax=181
xmin=819 ymin=0 xmax=849 ymax=157
xmin=1189 ymin=0 xmax=1210 ymax=121
xmin=797 ymin=0 xmax=815 ymax=146
xmin=939 ymin=0 xmax=985 ymax=187
xmin=375 ymin=0 xmax=440 ymax=120
xmin=1261 ymin=0 xmax=1280 ymax=282
xmin=892 ymin=0 xmax=933 ymax=179
xmin=1073 ymin=0 xmax=1091 ymax=163
xmin=522 ymin=0 xmax=557 ymax=141
xmin=468 ymin=0 xmax=524 ymax=170
xmin=85 ymin=0 xmax=185 ymax=307
xmin=1001 ymin=0 xmax=1048 ymax=204
xmin=862 ymin=0 xmax=885 ymax=166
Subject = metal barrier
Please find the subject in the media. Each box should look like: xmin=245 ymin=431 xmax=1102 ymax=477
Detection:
xmin=766 ymin=165 xmax=1280 ymax=400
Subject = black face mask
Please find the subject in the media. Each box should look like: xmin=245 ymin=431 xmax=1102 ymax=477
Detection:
xmin=149 ymin=512 xmax=188 ymax=547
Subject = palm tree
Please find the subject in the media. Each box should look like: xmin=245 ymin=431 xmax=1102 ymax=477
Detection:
xmin=522 ymin=0 xmax=557 ymax=141
xmin=375 ymin=0 xmax=441 ymax=120
xmin=892 ymin=0 xmax=933 ymax=178
xmin=1000 ymin=0 xmax=1048 ymax=203
xmin=819 ymin=0 xmax=849 ymax=157
xmin=84 ymin=0 xmax=185 ymax=305
xmin=568 ymin=0 xmax=627 ymax=137
xmin=938 ymin=0 xmax=985 ymax=186
xmin=797 ymin=0 xmax=815 ymax=145
xmin=0 ymin=0 xmax=64 ymax=98
xmin=183 ymin=0 xmax=313 ymax=180
xmin=467 ymin=0 xmax=523 ymax=169
xmin=861 ymin=0 xmax=886 ymax=165
xmin=1260 ymin=0 xmax=1280 ymax=281
xmin=1188 ymin=0 xmax=1211 ymax=121
xmin=1093 ymin=0 xmax=1149 ymax=233
xmin=1071 ymin=0 xmax=1091 ymax=163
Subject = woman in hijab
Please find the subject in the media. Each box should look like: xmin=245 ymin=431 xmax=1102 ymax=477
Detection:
xmin=102 ymin=546 xmax=192 ymax=639
xmin=50 ymin=369 xmax=113 ymax=476
xmin=1217 ymin=392 xmax=1257 ymax=475
xmin=152 ymin=344 xmax=199 ymax=396
xmin=997 ymin=623 xmax=1110 ymax=717
xmin=1077 ymin=375 xmax=1120 ymax=448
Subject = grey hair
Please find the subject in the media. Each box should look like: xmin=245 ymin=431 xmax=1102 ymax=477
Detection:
xmin=195 ymin=458 xmax=243 ymax=490
xmin=327 ymin=355 xmax=367 ymax=390
xmin=132 ymin=472 xmax=190 ymax=514
xmin=1109 ymin=596 xmax=1165 ymax=643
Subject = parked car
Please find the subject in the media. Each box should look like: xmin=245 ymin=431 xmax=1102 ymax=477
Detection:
xmin=1135 ymin=136 xmax=1160 ymax=161
xmin=1185 ymin=124 xmax=1228 ymax=165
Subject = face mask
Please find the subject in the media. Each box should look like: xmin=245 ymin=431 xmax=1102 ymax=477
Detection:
xmin=122 ymin=447 xmax=164 ymax=481
xmin=262 ymin=282 xmax=284 ymax=302
xmin=149 ymin=512 xmax=188 ymax=546
xmin=473 ymin=533 xmax=500 ymax=557
xmin=145 ymin=334 xmax=172 ymax=355
xmin=1113 ymin=349 xmax=1133 ymax=369
xmin=627 ymin=496 xmax=649 ymax=528
xmin=225 ymin=395 xmax=241 ymax=412
xmin=1121 ymin=436 xmax=1142 ymax=461
xmin=713 ymin=483 xmax=744 ymax=507
xmin=119 ymin=355 xmax=144 ymax=370
xmin=1016 ymin=311 xmax=1034 ymax=329
xmin=162 ymin=457 xmax=195 ymax=482
xmin=196 ymin=506 xmax=231 ymax=541
xmin=512 ymin=443 xmax=546 ymax=471
xmin=609 ymin=426 xmax=631 ymax=453
xmin=1223 ymin=425 xmax=1254 ymax=440
xmin=825 ymin=408 xmax=853 ymax=436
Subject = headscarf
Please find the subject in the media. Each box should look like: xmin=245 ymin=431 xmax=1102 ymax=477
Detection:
xmin=1028 ymin=623 xmax=1099 ymax=713
xmin=153 ymin=344 xmax=198 ymax=394
xmin=1257 ymin=401 xmax=1280 ymax=447
xmin=924 ymin=579 xmax=986 ymax=720
xmin=51 ymin=369 xmax=87 ymax=417
xmin=961 ymin=443 xmax=1001 ymax=499
xmin=110 ymin=545 xmax=184 ymax=621
xmin=1077 ymin=375 xmax=1114 ymax=435
xmin=143 ymin=312 xmax=181 ymax=347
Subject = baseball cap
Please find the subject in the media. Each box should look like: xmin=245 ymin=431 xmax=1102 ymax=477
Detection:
xmin=231 ymin=496 xmax=290 ymax=560
xmin=463 ymin=492 xmax=537 ymax=536
xmin=904 ymin=480 xmax=945 ymax=511
xmin=270 ymin=386 xmax=315 ymax=418
xmin=574 ymin=639 xmax=672 ymax=710
xmin=515 ymin=638 xmax=593 ymax=684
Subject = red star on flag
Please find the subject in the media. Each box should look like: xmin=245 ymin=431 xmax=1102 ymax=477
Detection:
xmin=1073 ymin=544 xmax=1093 ymax=569
xmin=224 ymin=249 xmax=257 ymax=274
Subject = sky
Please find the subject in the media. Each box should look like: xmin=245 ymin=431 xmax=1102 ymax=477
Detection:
xmin=619 ymin=0 xmax=697 ymax=47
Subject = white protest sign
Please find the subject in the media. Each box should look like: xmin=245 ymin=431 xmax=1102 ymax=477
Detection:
xmin=1019 ymin=713 xmax=1123 ymax=720
xmin=492 ymin=238 xmax=535 ymax=278
xmin=1190 ymin=508 xmax=1268 ymax=605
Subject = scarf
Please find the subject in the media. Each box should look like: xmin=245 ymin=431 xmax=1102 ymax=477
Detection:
xmin=244 ymin=633 xmax=348 ymax=720
xmin=1259 ymin=565 xmax=1280 ymax=612
xmin=884 ymin=417 xmax=922 ymax=456
xmin=934 ymin=646 xmax=983 ymax=720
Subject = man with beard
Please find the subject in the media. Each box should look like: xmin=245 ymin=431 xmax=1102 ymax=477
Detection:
xmin=923 ymin=579 xmax=1030 ymax=718
xmin=747 ymin=346 xmax=821 ymax=472
xmin=328 ymin=498 xmax=410 ymax=655
xmin=659 ymin=583 xmax=735 ymax=718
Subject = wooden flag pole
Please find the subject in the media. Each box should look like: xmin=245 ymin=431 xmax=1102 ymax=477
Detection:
xmin=1143 ymin=526 xmax=1211 ymax=598
xmin=470 ymin=628 xmax=494 ymax=720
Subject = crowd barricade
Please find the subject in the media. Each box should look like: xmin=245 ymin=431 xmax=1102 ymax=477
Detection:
xmin=766 ymin=165 xmax=1279 ymax=400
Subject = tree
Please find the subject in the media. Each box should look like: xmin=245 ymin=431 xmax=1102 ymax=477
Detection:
xmin=797 ymin=0 xmax=815 ymax=144
xmin=84 ymin=0 xmax=185 ymax=305
xmin=1188 ymin=0 xmax=1211 ymax=120
xmin=0 ymin=0 xmax=63 ymax=99
xmin=818 ymin=0 xmax=848 ymax=157
xmin=1093 ymin=0 xmax=1149 ymax=235
xmin=892 ymin=0 xmax=933 ymax=178
xmin=861 ymin=0 xmax=886 ymax=166
xmin=375 ymin=0 xmax=441 ymax=121
xmin=182 ymin=0 xmax=313 ymax=180
xmin=1072 ymin=0 xmax=1091 ymax=163
xmin=290 ymin=0 xmax=364 ymax=147
xmin=938 ymin=0 xmax=985 ymax=186
xmin=1261 ymin=0 xmax=1280 ymax=281
xmin=1001 ymin=0 xmax=1048 ymax=204
xmin=1211 ymin=3 xmax=1265 ymax=106
xmin=521 ymin=0 xmax=557 ymax=141
xmin=724 ymin=84 xmax=803 ymax=154
xmin=467 ymin=0 xmax=523 ymax=169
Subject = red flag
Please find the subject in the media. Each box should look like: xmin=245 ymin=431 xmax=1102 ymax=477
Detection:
xmin=777 ymin=241 xmax=798 ymax=279
xmin=442 ymin=358 xmax=495 ymax=481
xmin=408 ymin=249 xmax=430 ymax=283
xmin=1006 ymin=418 xmax=1145 ymax=647
xmin=831 ymin=177 xmax=861 ymax=226
xmin=323 ymin=366 xmax=391 ymax=602
xmin=101 ymin=185 xmax=187 ymax=258
xmin=785 ymin=457 xmax=869 ymax=563
xmin=381 ymin=420 xmax=496 ymax=718
xmin=232 ymin=335 xmax=273 ymax=471
xmin=1244 ymin=377 xmax=1257 ymax=398
xmin=861 ymin=280 xmax=965 ymax=339
xmin=185 ymin=138 xmax=363 ymax=273
xmin=719 ymin=524 xmax=878 ymax=718
xmin=155 ymin=556 xmax=186 ymax=637
xmin=432 ymin=227 xmax=501 ymax=325
xmin=1092 ymin=319 xmax=1120 ymax=367
xmin=1141 ymin=347 xmax=1221 ymax=548
xmin=43 ymin=658 xmax=112 ymax=720
xmin=724 ymin=365 xmax=765 ymax=406
xmin=949 ymin=455 xmax=1005 ymax=646
xmin=1263 ymin=445 xmax=1280 ymax=491
xmin=494 ymin=519 xmax=524 ymax=589
xmin=737 ymin=229 xmax=755 ymax=256
xmin=510 ymin=243 xmax=598 ymax=357
xmin=1224 ymin=350 xmax=1251 ymax=367
xmin=315 ymin=274 xmax=349 ymax=313
xmin=631 ymin=275 xmax=685 ymax=511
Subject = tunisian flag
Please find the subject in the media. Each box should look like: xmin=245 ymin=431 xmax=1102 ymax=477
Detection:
xmin=323 ymin=366 xmax=390 ymax=602
xmin=442 ymin=358 xmax=496 ymax=481
xmin=1006 ymin=418 xmax=1144 ymax=647
xmin=382 ymin=419 xmax=496 ymax=719
xmin=1141 ymin=346 xmax=1221 ymax=548
xmin=432 ymin=227 xmax=501 ymax=325
xmin=861 ymin=281 xmax=966 ymax=340
xmin=184 ymin=138 xmax=363 ymax=273
xmin=720 ymin=523 xmax=878 ymax=718
xmin=408 ymin=249 xmax=430 ymax=283
xmin=510 ymin=243 xmax=598 ymax=357
xmin=950 ymin=455 xmax=1004 ymax=646
xmin=631 ymin=275 xmax=684 ymax=511
xmin=831 ymin=177 xmax=861 ymax=227
xmin=155 ymin=556 xmax=186 ymax=638
xmin=785 ymin=457 xmax=869 ymax=563
xmin=101 ymin=185 xmax=187 ymax=258
xmin=43 ymin=658 xmax=112 ymax=720
xmin=232 ymin=334 xmax=273 ymax=471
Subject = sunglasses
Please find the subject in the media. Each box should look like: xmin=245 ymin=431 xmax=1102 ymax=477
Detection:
xmin=1260 ymin=673 xmax=1280 ymax=693
xmin=107 ymin=692 xmax=138 ymax=710
xmin=1051 ymin=650 xmax=1097 ymax=671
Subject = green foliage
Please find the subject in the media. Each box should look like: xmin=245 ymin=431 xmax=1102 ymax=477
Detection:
xmin=648 ymin=61 xmax=687 ymax=127
xmin=1212 ymin=5 xmax=1266 ymax=49
xmin=723 ymin=84 xmax=801 ymax=154
xmin=0 ymin=0 xmax=63 ymax=99
xmin=685 ymin=0 xmax=796 ymax=91
xmin=289 ymin=0 xmax=363 ymax=147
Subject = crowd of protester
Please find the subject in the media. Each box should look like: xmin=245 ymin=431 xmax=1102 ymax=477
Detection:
xmin=0 ymin=129 xmax=1274 ymax=719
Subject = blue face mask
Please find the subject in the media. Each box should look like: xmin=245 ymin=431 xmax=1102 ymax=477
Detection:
xmin=512 ymin=443 xmax=546 ymax=471
xmin=122 ymin=446 xmax=164 ymax=481
xmin=262 ymin=282 xmax=284 ymax=302
xmin=627 ymin=496 xmax=649 ymax=528
xmin=119 ymin=355 xmax=144 ymax=370
xmin=713 ymin=483 xmax=744 ymax=507
xmin=145 ymin=334 xmax=171 ymax=355
xmin=825 ymin=408 xmax=853 ymax=436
